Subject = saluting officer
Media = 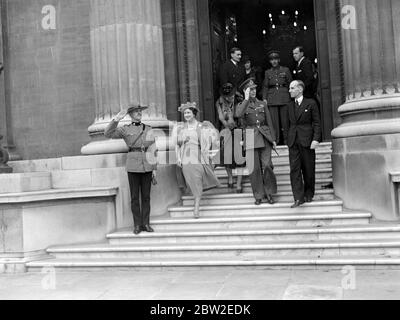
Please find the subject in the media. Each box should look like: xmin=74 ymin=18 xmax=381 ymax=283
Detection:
xmin=105 ymin=104 xmax=158 ymax=235
xmin=262 ymin=50 xmax=292 ymax=145
xmin=236 ymin=78 xmax=278 ymax=205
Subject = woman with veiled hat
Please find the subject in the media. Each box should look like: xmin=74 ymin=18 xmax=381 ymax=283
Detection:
xmin=172 ymin=102 xmax=221 ymax=219
xmin=215 ymin=83 xmax=245 ymax=193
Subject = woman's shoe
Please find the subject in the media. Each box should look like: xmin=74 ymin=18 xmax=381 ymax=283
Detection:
xmin=194 ymin=211 xmax=200 ymax=219
xmin=228 ymin=183 xmax=234 ymax=189
xmin=236 ymin=187 xmax=243 ymax=194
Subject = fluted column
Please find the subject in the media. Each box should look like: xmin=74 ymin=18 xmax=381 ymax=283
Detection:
xmin=82 ymin=0 xmax=169 ymax=155
xmin=332 ymin=0 xmax=400 ymax=221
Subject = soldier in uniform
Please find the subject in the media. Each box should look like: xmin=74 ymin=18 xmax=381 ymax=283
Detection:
xmin=236 ymin=78 xmax=278 ymax=205
xmin=262 ymin=50 xmax=292 ymax=145
xmin=105 ymin=105 xmax=158 ymax=235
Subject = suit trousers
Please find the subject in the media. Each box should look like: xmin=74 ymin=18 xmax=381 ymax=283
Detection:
xmin=248 ymin=145 xmax=277 ymax=200
xmin=128 ymin=172 xmax=152 ymax=227
xmin=289 ymin=139 xmax=316 ymax=201
xmin=269 ymin=104 xmax=289 ymax=145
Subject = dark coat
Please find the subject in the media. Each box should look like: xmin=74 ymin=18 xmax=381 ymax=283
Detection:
xmin=288 ymin=98 xmax=321 ymax=148
xmin=219 ymin=60 xmax=246 ymax=89
xmin=262 ymin=66 xmax=293 ymax=105
xmin=236 ymin=99 xmax=276 ymax=150
xmin=294 ymin=58 xmax=316 ymax=98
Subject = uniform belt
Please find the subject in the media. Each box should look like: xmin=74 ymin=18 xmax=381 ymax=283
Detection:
xmin=269 ymin=85 xmax=287 ymax=88
xmin=129 ymin=146 xmax=149 ymax=152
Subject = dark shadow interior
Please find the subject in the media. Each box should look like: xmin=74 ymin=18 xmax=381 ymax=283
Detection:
xmin=210 ymin=0 xmax=317 ymax=95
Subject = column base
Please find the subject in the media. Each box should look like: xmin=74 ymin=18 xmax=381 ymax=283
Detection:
xmin=81 ymin=118 xmax=171 ymax=155
xmin=332 ymin=97 xmax=400 ymax=221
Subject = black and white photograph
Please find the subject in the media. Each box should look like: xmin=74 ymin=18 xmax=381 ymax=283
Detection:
xmin=0 ymin=0 xmax=400 ymax=306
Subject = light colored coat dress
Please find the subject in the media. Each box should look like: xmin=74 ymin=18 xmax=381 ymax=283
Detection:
xmin=172 ymin=121 xmax=220 ymax=197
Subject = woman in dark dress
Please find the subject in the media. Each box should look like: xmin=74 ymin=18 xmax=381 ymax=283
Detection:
xmin=215 ymin=83 xmax=244 ymax=193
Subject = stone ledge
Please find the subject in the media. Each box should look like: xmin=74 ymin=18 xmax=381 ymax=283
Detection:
xmin=0 ymin=187 xmax=118 ymax=204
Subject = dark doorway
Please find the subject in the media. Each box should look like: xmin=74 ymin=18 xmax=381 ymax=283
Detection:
xmin=203 ymin=0 xmax=334 ymax=141
xmin=211 ymin=0 xmax=317 ymax=84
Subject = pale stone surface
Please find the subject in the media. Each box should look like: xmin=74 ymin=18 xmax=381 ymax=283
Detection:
xmin=282 ymin=285 xmax=343 ymax=300
xmin=0 ymin=173 xmax=51 ymax=194
xmin=1 ymin=191 xmax=117 ymax=256
xmin=9 ymin=159 xmax=62 ymax=173
xmin=1 ymin=270 xmax=400 ymax=300
xmin=21 ymin=199 xmax=116 ymax=252
xmin=333 ymin=134 xmax=400 ymax=221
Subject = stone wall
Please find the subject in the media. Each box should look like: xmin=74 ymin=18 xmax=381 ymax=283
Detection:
xmin=4 ymin=0 xmax=94 ymax=159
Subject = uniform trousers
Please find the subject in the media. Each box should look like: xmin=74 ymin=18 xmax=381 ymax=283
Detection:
xmin=289 ymin=138 xmax=316 ymax=201
xmin=247 ymin=144 xmax=277 ymax=200
xmin=269 ymin=104 xmax=289 ymax=145
xmin=128 ymin=172 xmax=152 ymax=227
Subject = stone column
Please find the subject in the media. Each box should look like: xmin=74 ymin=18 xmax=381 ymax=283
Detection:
xmin=332 ymin=0 xmax=400 ymax=221
xmin=81 ymin=0 xmax=169 ymax=155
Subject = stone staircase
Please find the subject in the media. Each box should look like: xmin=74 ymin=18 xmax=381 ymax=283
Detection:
xmin=27 ymin=143 xmax=400 ymax=271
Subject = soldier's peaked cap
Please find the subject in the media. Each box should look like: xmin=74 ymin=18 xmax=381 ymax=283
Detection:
xmin=239 ymin=78 xmax=257 ymax=92
xmin=267 ymin=50 xmax=281 ymax=60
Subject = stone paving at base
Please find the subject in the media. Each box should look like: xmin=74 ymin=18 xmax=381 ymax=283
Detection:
xmin=0 ymin=269 xmax=400 ymax=300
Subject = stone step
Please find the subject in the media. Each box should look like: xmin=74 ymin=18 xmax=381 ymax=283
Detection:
xmin=215 ymin=159 xmax=333 ymax=175
xmin=182 ymin=190 xmax=335 ymax=206
xmin=107 ymin=224 xmax=400 ymax=245
xmin=26 ymin=255 xmax=400 ymax=272
xmin=216 ymin=169 xmax=333 ymax=184
xmin=168 ymin=200 xmax=343 ymax=218
xmin=42 ymin=238 xmax=400 ymax=260
xmin=148 ymin=212 xmax=371 ymax=231
xmin=212 ymin=179 xmax=333 ymax=194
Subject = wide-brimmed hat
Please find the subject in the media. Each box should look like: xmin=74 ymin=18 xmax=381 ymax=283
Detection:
xmin=178 ymin=102 xmax=199 ymax=113
xmin=220 ymin=83 xmax=235 ymax=98
xmin=239 ymin=78 xmax=257 ymax=92
xmin=267 ymin=50 xmax=280 ymax=60
xmin=127 ymin=104 xmax=149 ymax=113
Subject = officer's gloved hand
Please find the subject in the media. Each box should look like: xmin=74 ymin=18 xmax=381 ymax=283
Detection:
xmin=244 ymin=88 xmax=251 ymax=101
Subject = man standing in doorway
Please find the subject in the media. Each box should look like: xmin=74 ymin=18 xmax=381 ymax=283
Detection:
xmin=288 ymin=80 xmax=321 ymax=208
xmin=293 ymin=46 xmax=316 ymax=99
xmin=262 ymin=50 xmax=292 ymax=145
xmin=219 ymin=47 xmax=246 ymax=92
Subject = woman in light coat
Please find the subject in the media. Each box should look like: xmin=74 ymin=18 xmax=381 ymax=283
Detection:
xmin=172 ymin=102 xmax=220 ymax=219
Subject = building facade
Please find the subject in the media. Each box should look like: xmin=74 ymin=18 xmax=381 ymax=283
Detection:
xmin=0 ymin=0 xmax=399 ymax=221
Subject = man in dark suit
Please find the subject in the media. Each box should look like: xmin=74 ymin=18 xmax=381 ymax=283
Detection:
xmin=293 ymin=46 xmax=316 ymax=99
xmin=219 ymin=47 xmax=246 ymax=91
xmin=287 ymin=80 xmax=321 ymax=208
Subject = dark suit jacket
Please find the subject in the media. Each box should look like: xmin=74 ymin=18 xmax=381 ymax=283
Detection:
xmin=288 ymin=98 xmax=321 ymax=148
xmin=294 ymin=58 xmax=315 ymax=98
xmin=219 ymin=60 xmax=246 ymax=89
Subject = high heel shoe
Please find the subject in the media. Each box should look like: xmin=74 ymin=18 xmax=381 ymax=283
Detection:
xmin=228 ymin=183 xmax=234 ymax=189
xmin=236 ymin=186 xmax=243 ymax=194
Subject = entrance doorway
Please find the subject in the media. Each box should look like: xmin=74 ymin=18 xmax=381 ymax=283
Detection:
xmin=201 ymin=0 xmax=335 ymax=141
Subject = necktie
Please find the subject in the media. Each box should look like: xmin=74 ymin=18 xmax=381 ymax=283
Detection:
xmin=296 ymin=100 xmax=300 ymax=108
